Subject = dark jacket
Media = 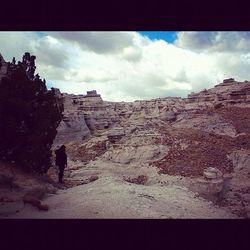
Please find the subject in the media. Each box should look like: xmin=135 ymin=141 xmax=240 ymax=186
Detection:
xmin=55 ymin=148 xmax=67 ymax=167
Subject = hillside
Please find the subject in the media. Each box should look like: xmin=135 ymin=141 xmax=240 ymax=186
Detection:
xmin=1 ymin=78 xmax=250 ymax=218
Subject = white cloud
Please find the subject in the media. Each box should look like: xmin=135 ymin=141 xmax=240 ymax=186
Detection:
xmin=49 ymin=32 xmax=144 ymax=54
xmin=1 ymin=31 xmax=250 ymax=102
xmin=32 ymin=35 xmax=70 ymax=68
xmin=0 ymin=32 xmax=39 ymax=61
xmin=175 ymin=32 xmax=250 ymax=53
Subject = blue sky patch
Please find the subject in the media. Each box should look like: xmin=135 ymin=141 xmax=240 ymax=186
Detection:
xmin=139 ymin=31 xmax=177 ymax=43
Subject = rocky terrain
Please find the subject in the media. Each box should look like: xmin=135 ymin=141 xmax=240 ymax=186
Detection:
xmin=1 ymin=78 xmax=250 ymax=218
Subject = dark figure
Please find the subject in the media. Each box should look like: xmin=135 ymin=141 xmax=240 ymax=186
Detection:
xmin=55 ymin=145 xmax=67 ymax=183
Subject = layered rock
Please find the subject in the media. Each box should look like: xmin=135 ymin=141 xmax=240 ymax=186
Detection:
xmin=56 ymin=78 xmax=250 ymax=146
xmin=53 ymin=90 xmax=123 ymax=146
xmin=53 ymin=94 xmax=90 ymax=146
xmin=50 ymin=78 xmax=250 ymax=218
xmin=107 ymin=127 xmax=125 ymax=144
xmin=186 ymin=78 xmax=250 ymax=105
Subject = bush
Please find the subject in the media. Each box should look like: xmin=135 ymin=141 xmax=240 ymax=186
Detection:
xmin=0 ymin=53 xmax=63 ymax=173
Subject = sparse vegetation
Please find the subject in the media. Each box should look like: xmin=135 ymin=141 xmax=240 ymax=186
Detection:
xmin=0 ymin=53 xmax=63 ymax=173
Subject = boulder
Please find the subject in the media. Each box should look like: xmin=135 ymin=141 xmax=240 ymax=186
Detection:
xmin=193 ymin=178 xmax=224 ymax=197
xmin=161 ymin=111 xmax=176 ymax=122
xmin=203 ymin=167 xmax=223 ymax=180
xmin=190 ymin=168 xmax=224 ymax=199
xmin=107 ymin=127 xmax=125 ymax=143
xmin=213 ymin=102 xmax=223 ymax=109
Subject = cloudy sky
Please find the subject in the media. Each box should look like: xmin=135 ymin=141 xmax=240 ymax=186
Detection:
xmin=1 ymin=31 xmax=250 ymax=101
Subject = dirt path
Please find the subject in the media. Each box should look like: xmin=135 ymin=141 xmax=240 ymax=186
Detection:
xmin=7 ymin=176 xmax=236 ymax=219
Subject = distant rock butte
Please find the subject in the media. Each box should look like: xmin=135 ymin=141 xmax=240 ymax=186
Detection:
xmin=53 ymin=78 xmax=250 ymax=146
xmin=54 ymin=79 xmax=250 ymax=218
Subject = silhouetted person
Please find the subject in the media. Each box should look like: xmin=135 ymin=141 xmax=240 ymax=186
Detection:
xmin=55 ymin=145 xmax=67 ymax=184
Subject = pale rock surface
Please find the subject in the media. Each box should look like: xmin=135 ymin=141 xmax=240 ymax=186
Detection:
xmin=8 ymin=176 xmax=236 ymax=219
xmin=173 ymin=113 xmax=237 ymax=137
xmin=203 ymin=167 xmax=223 ymax=180
xmin=53 ymin=94 xmax=90 ymax=146
xmin=2 ymin=79 xmax=250 ymax=218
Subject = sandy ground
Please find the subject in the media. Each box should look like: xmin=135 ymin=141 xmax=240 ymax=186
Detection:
xmin=2 ymin=175 xmax=236 ymax=219
xmin=0 ymin=148 xmax=246 ymax=219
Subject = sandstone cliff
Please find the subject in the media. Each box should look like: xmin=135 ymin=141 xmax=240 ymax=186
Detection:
xmin=1 ymin=73 xmax=250 ymax=218
xmin=51 ymin=78 xmax=250 ymax=218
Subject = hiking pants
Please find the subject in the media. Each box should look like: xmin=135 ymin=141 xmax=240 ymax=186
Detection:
xmin=58 ymin=165 xmax=65 ymax=183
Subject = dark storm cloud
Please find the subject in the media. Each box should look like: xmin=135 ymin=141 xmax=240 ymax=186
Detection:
xmin=175 ymin=32 xmax=250 ymax=52
xmin=49 ymin=32 xmax=135 ymax=54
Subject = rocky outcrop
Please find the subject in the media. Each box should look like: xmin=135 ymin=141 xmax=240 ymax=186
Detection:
xmin=53 ymin=94 xmax=90 ymax=146
xmin=13 ymin=76 xmax=250 ymax=218
xmin=203 ymin=167 xmax=223 ymax=180
xmin=107 ymin=127 xmax=125 ymax=144
xmin=186 ymin=79 xmax=250 ymax=104
xmin=54 ymin=90 xmax=116 ymax=146
xmin=0 ymin=53 xmax=63 ymax=173
xmin=160 ymin=110 xmax=176 ymax=122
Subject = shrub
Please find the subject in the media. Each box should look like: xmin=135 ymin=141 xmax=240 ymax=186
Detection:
xmin=0 ymin=53 xmax=63 ymax=173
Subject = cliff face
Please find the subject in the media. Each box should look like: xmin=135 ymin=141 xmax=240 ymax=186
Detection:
xmin=53 ymin=90 xmax=116 ymax=146
xmin=53 ymin=94 xmax=90 ymax=146
xmin=0 ymin=53 xmax=63 ymax=173
xmin=54 ymin=79 xmax=250 ymax=218
xmin=56 ymin=78 xmax=250 ymax=146
xmin=187 ymin=78 xmax=250 ymax=104
xmin=2 ymin=74 xmax=250 ymax=218
xmin=56 ymin=79 xmax=250 ymax=177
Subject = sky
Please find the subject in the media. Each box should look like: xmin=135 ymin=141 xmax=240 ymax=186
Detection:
xmin=0 ymin=31 xmax=250 ymax=102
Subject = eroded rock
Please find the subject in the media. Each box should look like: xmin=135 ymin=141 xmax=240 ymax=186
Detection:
xmin=161 ymin=110 xmax=176 ymax=122
xmin=203 ymin=167 xmax=223 ymax=180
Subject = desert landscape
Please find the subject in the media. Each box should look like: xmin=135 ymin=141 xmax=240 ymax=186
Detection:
xmin=0 ymin=50 xmax=249 ymax=218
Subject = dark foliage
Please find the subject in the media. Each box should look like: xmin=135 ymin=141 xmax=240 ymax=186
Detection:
xmin=0 ymin=53 xmax=63 ymax=173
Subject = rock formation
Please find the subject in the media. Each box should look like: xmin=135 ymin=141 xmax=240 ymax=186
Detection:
xmin=53 ymin=94 xmax=90 ymax=146
xmin=2 ymin=76 xmax=250 ymax=218
xmin=53 ymin=78 xmax=250 ymax=218
xmin=187 ymin=78 xmax=250 ymax=105
xmin=53 ymin=89 xmax=119 ymax=146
